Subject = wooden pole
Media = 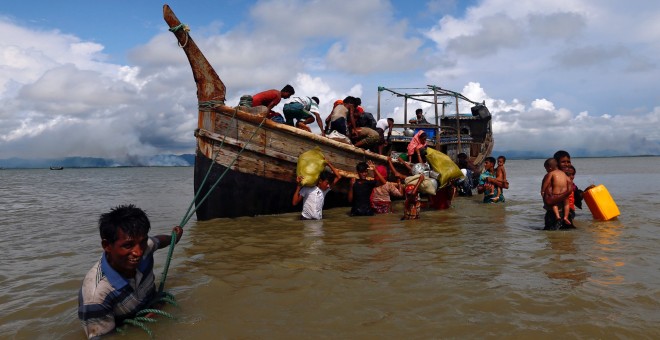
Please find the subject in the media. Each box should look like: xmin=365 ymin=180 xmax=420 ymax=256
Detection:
xmin=455 ymin=95 xmax=461 ymax=155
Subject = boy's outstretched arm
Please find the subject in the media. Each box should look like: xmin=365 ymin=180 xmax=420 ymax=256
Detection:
xmin=325 ymin=159 xmax=342 ymax=185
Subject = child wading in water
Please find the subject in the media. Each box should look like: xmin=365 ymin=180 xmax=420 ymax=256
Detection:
xmin=493 ymin=155 xmax=509 ymax=201
xmin=401 ymin=173 xmax=424 ymax=220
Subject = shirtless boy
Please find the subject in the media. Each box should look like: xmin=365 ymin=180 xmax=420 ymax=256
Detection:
xmin=494 ymin=155 xmax=509 ymax=200
xmin=541 ymin=151 xmax=574 ymax=229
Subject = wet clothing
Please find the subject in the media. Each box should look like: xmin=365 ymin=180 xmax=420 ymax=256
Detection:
xmin=402 ymin=196 xmax=421 ymax=220
xmin=300 ymin=186 xmax=331 ymax=220
xmin=351 ymin=179 xmax=377 ymax=216
xmin=544 ymin=207 xmax=576 ymax=230
xmin=78 ymin=237 xmax=160 ymax=338
xmin=479 ymin=170 xmax=505 ymax=203
xmin=371 ymin=182 xmax=403 ymax=214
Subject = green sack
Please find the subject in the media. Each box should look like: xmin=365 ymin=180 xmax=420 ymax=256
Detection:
xmin=426 ymin=148 xmax=463 ymax=189
xmin=296 ymin=147 xmax=327 ymax=187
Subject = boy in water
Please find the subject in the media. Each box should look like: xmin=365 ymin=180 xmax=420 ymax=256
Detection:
xmin=348 ymin=160 xmax=383 ymax=216
xmin=292 ymin=160 xmax=342 ymax=220
xmin=493 ymin=155 xmax=509 ymax=201
xmin=542 ymin=151 xmax=574 ymax=229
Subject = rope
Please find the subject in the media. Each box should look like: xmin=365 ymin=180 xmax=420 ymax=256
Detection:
xmin=121 ymin=104 xmax=268 ymax=337
xmin=169 ymin=23 xmax=190 ymax=48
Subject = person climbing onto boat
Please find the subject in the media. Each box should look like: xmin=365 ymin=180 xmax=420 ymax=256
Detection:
xmin=325 ymin=96 xmax=357 ymax=136
xmin=252 ymin=84 xmax=295 ymax=123
xmin=477 ymin=156 xmax=505 ymax=203
xmin=78 ymin=205 xmax=183 ymax=339
xmin=292 ymin=160 xmax=342 ymax=220
xmin=408 ymin=108 xmax=429 ymax=124
xmin=407 ymin=130 xmax=428 ymax=164
xmin=348 ymin=161 xmax=384 ymax=216
xmin=376 ymin=117 xmax=394 ymax=155
xmin=283 ymin=96 xmax=324 ymax=135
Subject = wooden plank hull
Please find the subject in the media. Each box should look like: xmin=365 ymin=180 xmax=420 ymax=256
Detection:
xmin=193 ymin=104 xmax=400 ymax=219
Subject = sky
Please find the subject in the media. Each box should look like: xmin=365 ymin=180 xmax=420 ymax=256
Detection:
xmin=1 ymin=0 xmax=659 ymax=162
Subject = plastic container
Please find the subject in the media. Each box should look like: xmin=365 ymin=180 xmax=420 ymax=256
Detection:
xmin=583 ymin=184 xmax=620 ymax=220
xmin=414 ymin=127 xmax=436 ymax=140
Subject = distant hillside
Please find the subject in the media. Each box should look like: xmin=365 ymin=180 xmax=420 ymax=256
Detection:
xmin=0 ymin=154 xmax=195 ymax=169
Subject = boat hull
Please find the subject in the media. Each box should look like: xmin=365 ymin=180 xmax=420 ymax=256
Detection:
xmin=194 ymin=149 xmax=348 ymax=220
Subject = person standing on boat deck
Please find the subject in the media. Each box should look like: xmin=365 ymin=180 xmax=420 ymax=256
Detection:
xmin=283 ymin=96 xmax=324 ymax=135
xmin=477 ymin=156 xmax=506 ymax=203
xmin=409 ymin=108 xmax=429 ymax=124
xmin=252 ymin=84 xmax=295 ymax=123
xmin=78 ymin=205 xmax=183 ymax=339
xmin=376 ymin=117 xmax=395 ymax=154
xmin=292 ymin=160 xmax=342 ymax=220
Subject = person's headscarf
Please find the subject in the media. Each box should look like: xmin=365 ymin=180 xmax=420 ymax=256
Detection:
xmin=407 ymin=130 xmax=427 ymax=156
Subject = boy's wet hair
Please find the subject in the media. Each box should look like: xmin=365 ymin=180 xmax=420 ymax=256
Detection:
xmin=497 ymin=155 xmax=506 ymax=163
xmin=553 ymin=150 xmax=571 ymax=163
xmin=99 ymin=204 xmax=151 ymax=244
xmin=356 ymin=162 xmax=368 ymax=172
xmin=311 ymin=96 xmax=320 ymax=105
xmin=485 ymin=156 xmax=496 ymax=164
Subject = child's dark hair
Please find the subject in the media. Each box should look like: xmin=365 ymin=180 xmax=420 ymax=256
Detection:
xmin=318 ymin=171 xmax=334 ymax=183
xmin=543 ymin=157 xmax=554 ymax=167
xmin=485 ymin=156 xmax=496 ymax=164
xmin=553 ymin=150 xmax=571 ymax=163
xmin=311 ymin=96 xmax=320 ymax=105
xmin=567 ymin=165 xmax=576 ymax=173
xmin=356 ymin=162 xmax=368 ymax=172
xmin=497 ymin=155 xmax=506 ymax=163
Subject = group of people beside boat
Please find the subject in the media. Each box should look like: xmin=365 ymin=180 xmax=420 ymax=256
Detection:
xmin=248 ymin=86 xmax=395 ymax=155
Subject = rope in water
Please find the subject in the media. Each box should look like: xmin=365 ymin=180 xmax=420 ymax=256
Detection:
xmin=120 ymin=103 xmax=267 ymax=337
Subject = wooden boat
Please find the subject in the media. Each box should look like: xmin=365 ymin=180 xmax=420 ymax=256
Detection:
xmin=377 ymin=86 xmax=493 ymax=172
xmin=49 ymin=166 xmax=64 ymax=170
xmin=163 ymin=5 xmax=475 ymax=220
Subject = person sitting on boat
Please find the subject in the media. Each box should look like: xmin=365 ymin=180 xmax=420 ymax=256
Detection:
xmin=78 ymin=205 xmax=183 ymax=339
xmin=252 ymin=84 xmax=295 ymax=123
xmin=407 ymin=130 xmax=428 ymax=163
xmin=349 ymin=161 xmax=385 ymax=216
xmin=375 ymin=117 xmax=394 ymax=154
xmin=283 ymin=96 xmax=324 ymax=135
xmin=408 ymin=108 xmax=429 ymax=124
xmin=477 ymin=157 xmax=506 ymax=203
xmin=292 ymin=160 xmax=342 ymax=220
xmin=325 ymin=96 xmax=357 ymax=136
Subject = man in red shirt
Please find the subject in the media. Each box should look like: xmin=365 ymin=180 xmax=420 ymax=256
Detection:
xmin=252 ymin=84 xmax=295 ymax=123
